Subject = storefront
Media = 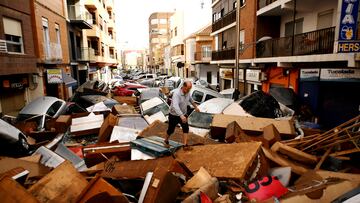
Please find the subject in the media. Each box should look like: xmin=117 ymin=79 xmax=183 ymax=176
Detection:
xmin=245 ymin=69 xmax=263 ymax=95
xmin=46 ymin=68 xmax=77 ymax=100
xmin=219 ymin=67 xmax=234 ymax=90
xmin=262 ymin=67 xmax=299 ymax=93
xmin=299 ymin=68 xmax=360 ymax=129
xmin=0 ymin=75 xmax=29 ymax=115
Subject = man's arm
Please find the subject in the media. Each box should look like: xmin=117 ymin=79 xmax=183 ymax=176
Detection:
xmin=189 ymin=96 xmax=200 ymax=112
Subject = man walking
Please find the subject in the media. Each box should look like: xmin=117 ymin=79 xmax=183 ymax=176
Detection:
xmin=165 ymin=81 xmax=199 ymax=147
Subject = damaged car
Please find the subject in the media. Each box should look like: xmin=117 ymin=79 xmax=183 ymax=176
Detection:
xmin=0 ymin=118 xmax=30 ymax=156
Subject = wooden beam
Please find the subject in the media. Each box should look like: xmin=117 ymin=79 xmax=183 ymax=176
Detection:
xmin=271 ymin=142 xmax=318 ymax=165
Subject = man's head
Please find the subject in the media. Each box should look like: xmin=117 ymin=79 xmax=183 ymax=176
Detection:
xmin=181 ymin=81 xmax=192 ymax=94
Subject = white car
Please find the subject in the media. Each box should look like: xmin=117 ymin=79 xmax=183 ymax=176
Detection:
xmin=17 ymin=96 xmax=67 ymax=131
xmin=0 ymin=119 xmax=30 ymax=155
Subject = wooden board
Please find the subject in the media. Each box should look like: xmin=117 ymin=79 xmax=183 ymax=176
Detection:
xmin=0 ymin=177 xmax=39 ymax=203
xmin=111 ymin=104 xmax=137 ymax=115
xmin=271 ymin=142 xmax=318 ymax=165
xmin=0 ymin=157 xmax=50 ymax=178
xmin=262 ymin=147 xmax=309 ymax=175
xmin=101 ymin=156 xmax=192 ymax=180
xmin=139 ymin=120 xmax=218 ymax=145
xmin=112 ymin=96 xmax=137 ymax=106
xmin=77 ymin=174 xmax=128 ymax=203
xmin=97 ymin=113 xmax=118 ymax=143
xmin=28 ymin=161 xmax=88 ymax=203
xmin=175 ymin=142 xmax=262 ymax=180
xmin=211 ymin=114 xmax=296 ymax=136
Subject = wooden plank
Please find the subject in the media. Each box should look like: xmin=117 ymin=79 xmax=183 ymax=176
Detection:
xmin=143 ymin=166 xmax=181 ymax=203
xmin=139 ymin=120 xmax=218 ymax=145
xmin=97 ymin=113 xmax=118 ymax=143
xmin=0 ymin=177 xmax=39 ymax=203
xmin=28 ymin=161 xmax=88 ymax=203
xmin=111 ymin=104 xmax=137 ymax=115
xmin=211 ymin=114 xmax=296 ymax=136
xmin=329 ymin=148 xmax=360 ymax=157
xmin=314 ymin=147 xmax=332 ymax=170
xmin=77 ymin=174 xmax=128 ymax=203
xmin=112 ymin=96 xmax=137 ymax=106
xmin=175 ymin=142 xmax=262 ymax=180
xmin=271 ymin=142 xmax=318 ymax=164
xmin=262 ymin=147 xmax=309 ymax=175
xmin=101 ymin=156 xmax=192 ymax=180
xmin=316 ymin=170 xmax=360 ymax=182
xmin=0 ymin=157 xmax=50 ymax=178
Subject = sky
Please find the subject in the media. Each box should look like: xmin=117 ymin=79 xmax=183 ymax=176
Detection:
xmin=115 ymin=0 xmax=211 ymax=51
xmin=115 ymin=0 xmax=176 ymax=50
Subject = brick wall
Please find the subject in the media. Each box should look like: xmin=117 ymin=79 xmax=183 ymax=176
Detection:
xmin=0 ymin=2 xmax=37 ymax=75
xmin=239 ymin=0 xmax=257 ymax=59
xmin=34 ymin=0 xmax=69 ymax=63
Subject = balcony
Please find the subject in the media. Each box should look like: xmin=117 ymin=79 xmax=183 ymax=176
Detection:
xmin=43 ymin=42 xmax=62 ymax=63
xmin=256 ymin=27 xmax=335 ymax=58
xmin=194 ymin=51 xmax=212 ymax=62
xmin=211 ymin=48 xmax=235 ymax=61
xmin=212 ymin=9 xmax=236 ymax=33
xmin=76 ymin=47 xmax=95 ymax=62
xmin=68 ymin=5 xmax=93 ymax=29
xmin=86 ymin=25 xmax=101 ymax=38
xmin=258 ymin=0 xmax=278 ymax=9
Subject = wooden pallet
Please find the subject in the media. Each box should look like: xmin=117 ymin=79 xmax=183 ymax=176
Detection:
xmin=130 ymin=136 xmax=183 ymax=157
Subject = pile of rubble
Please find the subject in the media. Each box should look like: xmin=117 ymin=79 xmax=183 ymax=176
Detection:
xmin=1 ymin=100 xmax=360 ymax=202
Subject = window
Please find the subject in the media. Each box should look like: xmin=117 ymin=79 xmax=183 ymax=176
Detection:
xmin=46 ymin=101 xmax=63 ymax=117
xmin=201 ymin=45 xmax=211 ymax=57
xmin=285 ymin=18 xmax=304 ymax=37
xmin=317 ymin=9 xmax=333 ymax=29
xmin=233 ymin=1 xmax=237 ymax=9
xmin=42 ymin=18 xmax=50 ymax=56
xmin=55 ymin=24 xmax=60 ymax=45
xmin=240 ymin=30 xmax=245 ymax=50
xmin=108 ymin=10 xmax=112 ymax=19
xmin=99 ymin=15 xmax=103 ymax=30
xmin=3 ymin=17 xmax=24 ymax=53
xmin=174 ymin=27 xmax=177 ymax=36
xmin=159 ymin=19 xmax=167 ymax=24
xmin=213 ymin=13 xmax=217 ymax=22
xmin=151 ymin=19 xmax=158 ymax=25
xmin=207 ymin=72 xmax=212 ymax=83
xmin=205 ymin=94 xmax=215 ymax=102
xmin=192 ymin=90 xmax=204 ymax=103
xmin=220 ymin=9 xmax=224 ymax=17
xmin=159 ymin=28 xmax=167 ymax=34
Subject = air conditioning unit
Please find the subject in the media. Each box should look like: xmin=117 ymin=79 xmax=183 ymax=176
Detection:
xmin=0 ymin=39 xmax=8 ymax=53
xmin=260 ymin=72 xmax=268 ymax=81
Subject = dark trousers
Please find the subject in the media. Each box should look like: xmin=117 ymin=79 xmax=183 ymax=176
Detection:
xmin=167 ymin=114 xmax=189 ymax=136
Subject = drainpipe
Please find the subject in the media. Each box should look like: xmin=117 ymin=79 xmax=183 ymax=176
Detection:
xmin=235 ymin=0 xmax=240 ymax=93
xmin=291 ymin=0 xmax=297 ymax=56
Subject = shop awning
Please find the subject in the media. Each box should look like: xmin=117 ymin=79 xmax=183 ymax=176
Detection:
xmin=62 ymin=73 xmax=77 ymax=87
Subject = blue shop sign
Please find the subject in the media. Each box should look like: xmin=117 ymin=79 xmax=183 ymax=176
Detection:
xmin=339 ymin=0 xmax=359 ymax=41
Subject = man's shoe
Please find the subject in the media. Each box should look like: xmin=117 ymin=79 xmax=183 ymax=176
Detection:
xmin=163 ymin=140 xmax=170 ymax=148
xmin=183 ymin=145 xmax=193 ymax=151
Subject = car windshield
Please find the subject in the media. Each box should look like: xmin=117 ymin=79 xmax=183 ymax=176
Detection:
xmin=17 ymin=113 xmax=36 ymax=122
xmin=188 ymin=111 xmax=213 ymax=129
xmin=143 ymin=103 xmax=169 ymax=117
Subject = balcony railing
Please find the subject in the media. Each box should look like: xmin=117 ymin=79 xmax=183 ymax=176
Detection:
xmin=67 ymin=5 xmax=93 ymax=29
xmin=258 ymin=0 xmax=278 ymax=10
xmin=43 ymin=42 xmax=62 ymax=62
xmin=76 ymin=47 xmax=95 ymax=61
xmin=211 ymin=48 xmax=235 ymax=61
xmin=212 ymin=9 xmax=236 ymax=33
xmin=256 ymin=27 xmax=335 ymax=58
xmin=195 ymin=51 xmax=212 ymax=62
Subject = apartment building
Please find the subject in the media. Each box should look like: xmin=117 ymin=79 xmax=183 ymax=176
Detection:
xmin=31 ymin=0 xmax=71 ymax=100
xmin=66 ymin=0 xmax=95 ymax=88
xmin=170 ymin=11 xmax=185 ymax=77
xmin=148 ymin=12 xmax=172 ymax=74
xmin=0 ymin=0 xmax=38 ymax=115
xmin=253 ymin=0 xmax=360 ymax=128
xmin=184 ymin=24 xmax=219 ymax=86
xmin=83 ymin=0 xmax=118 ymax=83
xmin=211 ymin=0 xmax=259 ymax=94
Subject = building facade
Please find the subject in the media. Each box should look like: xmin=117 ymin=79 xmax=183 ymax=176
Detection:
xmin=253 ymin=0 xmax=360 ymax=128
xmin=148 ymin=12 xmax=173 ymax=74
xmin=184 ymin=24 xmax=219 ymax=86
xmin=83 ymin=0 xmax=118 ymax=83
xmin=211 ymin=0 xmax=259 ymax=94
xmin=0 ymin=0 xmax=38 ymax=116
